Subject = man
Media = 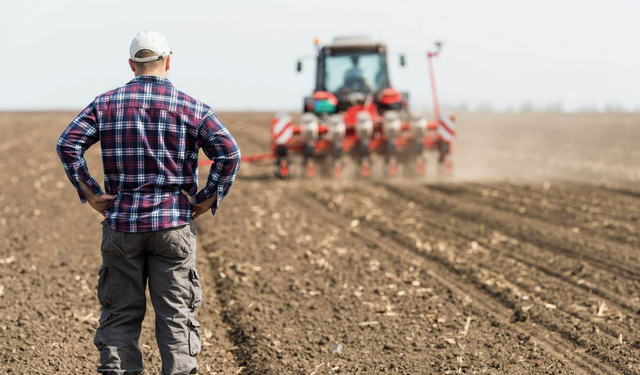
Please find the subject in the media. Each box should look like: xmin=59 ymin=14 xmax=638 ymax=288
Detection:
xmin=56 ymin=31 xmax=241 ymax=375
xmin=343 ymin=55 xmax=371 ymax=93
xmin=344 ymin=55 xmax=364 ymax=81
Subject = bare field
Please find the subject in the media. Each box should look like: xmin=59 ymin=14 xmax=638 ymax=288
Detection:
xmin=0 ymin=112 xmax=639 ymax=374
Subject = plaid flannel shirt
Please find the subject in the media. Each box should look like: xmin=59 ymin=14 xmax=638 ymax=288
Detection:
xmin=56 ymin=75 xmax=241 ymax=232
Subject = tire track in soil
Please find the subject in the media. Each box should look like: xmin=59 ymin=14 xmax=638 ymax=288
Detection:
xmin=464 ymin=182 xmax=639 ymax=245
xmin=608 ymin=187 xmax=640 ymax=200
xmin=302 ymin=185 xmax=620 ymax=375
xmin=305 ymin=183 xmax=640 ymax=374
xmin=383 ymin=183 xmax=640 ymax=320
xmin=383 ymin=184 xmax=640 ymax=320
xmin=374 ymin=183 xmax=640 ymax=324
xmin=391 ymin=182 xmax=640 ymax=368
xmin=350 ymin=182 xmax=640 ymax=319
xmin=307 ymin=183 xmax=640 ymax=372
xmin=472 ymin=182 xmax=640 ymax=217
xmin=197 ymin=180 xmax=577 ymax=374
xmin=382 ymin=183 xmax=640 ymax=286
xmin=378 ymin=183 xmax=640 ymax=316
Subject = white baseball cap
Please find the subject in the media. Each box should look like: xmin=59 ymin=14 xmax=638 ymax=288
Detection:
xmin=129 ymin=31 xmax=172 ymax=62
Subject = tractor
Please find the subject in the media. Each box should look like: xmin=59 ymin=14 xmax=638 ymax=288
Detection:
xmin=223 ymin=36 xmax=456 ymax=178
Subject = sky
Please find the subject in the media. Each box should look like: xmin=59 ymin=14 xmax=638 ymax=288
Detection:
xmin=1 ymin=0 xmax=638 ymax=112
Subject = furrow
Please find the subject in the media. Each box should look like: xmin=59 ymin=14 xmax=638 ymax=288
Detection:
xmin=304 ymin=186 xmax=626 ymax=375
xmin=382 ymin=183 xmax=640 ymax=283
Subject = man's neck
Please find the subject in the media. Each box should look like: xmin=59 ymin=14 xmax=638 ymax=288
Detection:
xmin=134 ymin=71 xmax=168 ymax=78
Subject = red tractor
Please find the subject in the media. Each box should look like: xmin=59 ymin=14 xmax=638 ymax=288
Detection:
xmin=235 ymin=37 xmax=455 ymax=178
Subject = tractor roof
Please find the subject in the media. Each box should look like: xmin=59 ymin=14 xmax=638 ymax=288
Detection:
xmin=326 ymin=36 xmax=386 ymax=53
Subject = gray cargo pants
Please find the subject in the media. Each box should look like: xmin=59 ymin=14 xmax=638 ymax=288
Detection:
xmin=94 ymin=221 xmax=202 ymax=375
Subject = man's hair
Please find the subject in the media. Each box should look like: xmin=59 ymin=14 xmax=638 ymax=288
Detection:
xmin=134 ymin=49 xmax=166 ymax=72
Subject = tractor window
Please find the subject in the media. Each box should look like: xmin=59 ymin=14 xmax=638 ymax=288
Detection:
xmin=324 ymin=53 xmax=388 ymax=94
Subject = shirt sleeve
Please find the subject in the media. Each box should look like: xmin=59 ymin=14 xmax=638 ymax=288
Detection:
xmin=191 ymin=110 xmax=241 ymax=216
xmin=56 ymin=100 xmax=104 ymax=203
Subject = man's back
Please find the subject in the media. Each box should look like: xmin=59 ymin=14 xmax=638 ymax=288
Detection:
xmin=57 ymin=74 xmax=241 ymax=232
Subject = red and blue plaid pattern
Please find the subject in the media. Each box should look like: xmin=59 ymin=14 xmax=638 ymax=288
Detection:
xmin=57 ymin=75 xmax=241 ymax=232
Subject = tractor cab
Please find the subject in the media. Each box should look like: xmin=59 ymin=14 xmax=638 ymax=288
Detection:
xmin=300 ymin=36 xmax=405 ymax=113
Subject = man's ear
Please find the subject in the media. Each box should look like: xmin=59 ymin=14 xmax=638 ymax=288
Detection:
xmin=128 ymin=58 xmax=136 ymax=72
xmin=165 ymin=56 xmax=171 ymax=72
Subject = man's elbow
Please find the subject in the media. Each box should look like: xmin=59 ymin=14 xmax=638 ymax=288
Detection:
xmin=230 ymin=149 xmax=241 ymax=173
xmin=56 ymin=135 xmax=82 ymax=160
xmin=55 ymin=139 xmax=65 ymax=158
xmin=227 ymin=140 xmax=241 ymax=170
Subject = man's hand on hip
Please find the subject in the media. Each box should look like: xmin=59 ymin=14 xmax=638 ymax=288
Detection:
xmin=79 ymin=181 xmax=116 ymax=218
xmin=182 ymin=190 xmax=217 ymax=220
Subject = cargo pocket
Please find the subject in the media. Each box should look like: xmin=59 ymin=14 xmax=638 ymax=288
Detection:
xmin=97 ymin=264 xmax=111 ymax=307
xmin=187 ymin=318 xmax=202 ymax=356
xmin=189 ymin=268 xmax=202 ymax=309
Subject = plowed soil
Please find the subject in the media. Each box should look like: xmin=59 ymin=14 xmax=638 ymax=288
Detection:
xmin=0 ymin=111 xmax=639 ymax=374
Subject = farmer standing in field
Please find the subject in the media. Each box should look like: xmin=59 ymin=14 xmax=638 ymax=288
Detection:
xmin=56 ymin=31 xmax=241 ymax=374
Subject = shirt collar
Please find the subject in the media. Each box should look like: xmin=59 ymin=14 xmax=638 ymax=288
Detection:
xmin=128 ymin=74 xmax=174 ymax=88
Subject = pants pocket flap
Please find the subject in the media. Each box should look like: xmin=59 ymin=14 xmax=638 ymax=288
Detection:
xmin=97 ymin=265 xmax=111 ymax=307
xmin=187 ymin=318 xmax=200 ymax=328
xmin=189 ymin=268 xmax=202 ymax=309
xmin=187 ymin=317 xmax=202 ymax=356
